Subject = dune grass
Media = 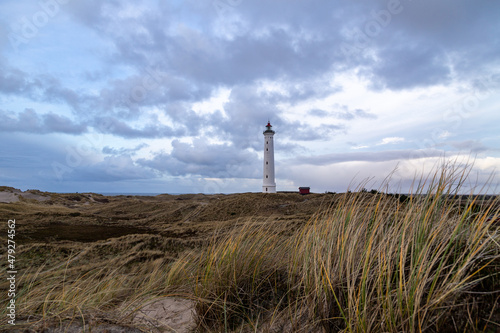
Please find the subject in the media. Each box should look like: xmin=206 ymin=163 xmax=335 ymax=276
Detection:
xmin=0 ymin=235 xmax=186 ymax=331
xmin=1 ymin=164 xmax=499 ymax=332
xmin=168 ymin=165 xmax=500 ymax=332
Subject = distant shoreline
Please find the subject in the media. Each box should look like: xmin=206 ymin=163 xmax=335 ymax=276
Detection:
xmin=97 ymin=193 xmax=166 ymax=196
xmin=0 ymin=186 xmax=498 ymax=199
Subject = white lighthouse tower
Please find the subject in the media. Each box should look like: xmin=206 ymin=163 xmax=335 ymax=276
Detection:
xmin=262 ymin=121 xmax=276 ymax=193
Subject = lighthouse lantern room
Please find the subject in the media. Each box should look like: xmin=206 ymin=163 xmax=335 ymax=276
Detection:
xmin=262 ymin=121 xmax=276 ymax=193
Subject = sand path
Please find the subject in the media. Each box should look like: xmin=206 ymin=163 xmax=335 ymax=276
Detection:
xmin=133 ymin=297 xmax=197 ymax=332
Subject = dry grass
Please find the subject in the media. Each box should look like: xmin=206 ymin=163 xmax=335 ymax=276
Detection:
xmin=1 ymin=164 xmax=499 ymax=332
xmin=168 ymin=165 xmax=500 ymax=332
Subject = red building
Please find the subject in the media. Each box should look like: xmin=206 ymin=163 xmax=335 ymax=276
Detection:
xmin=299 ymin=187 xmax=310 ymax=195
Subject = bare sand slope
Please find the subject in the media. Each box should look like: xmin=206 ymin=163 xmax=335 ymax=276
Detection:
xmin=0 ymin=187 xmax=50 ymax=203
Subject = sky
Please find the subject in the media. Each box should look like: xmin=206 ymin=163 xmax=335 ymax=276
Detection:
xmin=0 ymin=0 xmax=499 ymax=194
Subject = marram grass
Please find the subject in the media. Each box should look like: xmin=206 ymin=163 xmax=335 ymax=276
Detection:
xmin=1 ymin=164 xmax=499 ymax=332
xmin=170 ymin=165 xmax=499 ymax=332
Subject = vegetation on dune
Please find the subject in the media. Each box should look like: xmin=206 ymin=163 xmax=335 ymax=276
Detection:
xmin=1 ymin=164 xmax=499 ymax=332
xmin=167 ymin=165 xmax=499 ymax=332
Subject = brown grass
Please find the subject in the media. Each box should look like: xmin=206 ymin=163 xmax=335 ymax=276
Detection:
xmin=0 ymin=165 xmax=499 ymax=332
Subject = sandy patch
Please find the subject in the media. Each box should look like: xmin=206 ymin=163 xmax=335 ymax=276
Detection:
xmin=133 ymin=297 xmax=197 ymax=332
xmin=0 ymin=189 xmax=50 ymax=203
xmin=0 ymin=191 xmax=20 ymax=203
xmin=10 ymin=321 xmax=143 ymax=333
xmin=21 ymin=192 xmax=51 ymax=201
xmin=12 ymin=297 xmax=196 ymax=333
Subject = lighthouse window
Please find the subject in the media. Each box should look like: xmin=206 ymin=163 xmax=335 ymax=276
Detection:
xmin=266 ymin=161 xmax=268 ymax=165
xmin=266 ymin=175 xmax=268 ymax=178
xmin=267 ymin=141 xmax=268 ymax=144
xmin=266 ymin=148 xmax=268 ymax=151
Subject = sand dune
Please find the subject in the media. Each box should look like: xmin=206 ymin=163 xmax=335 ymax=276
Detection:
xmin=0 ymin=187 xmax=51 ymax=203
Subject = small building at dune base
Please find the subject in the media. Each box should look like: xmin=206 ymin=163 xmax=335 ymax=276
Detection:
xmin=299 ymin=187 xmax=310 ymax=195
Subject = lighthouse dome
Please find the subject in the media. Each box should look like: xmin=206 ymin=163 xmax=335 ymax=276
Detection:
xmin=263 ymin=121 xmax=275 ymax=134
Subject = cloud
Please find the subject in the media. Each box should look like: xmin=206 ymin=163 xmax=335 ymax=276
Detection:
xmin=377 ymin=137 xmax=405 ymax=146
xmin=307 ymin=104 xmax=377 ymax=121
xmin=0 ymin=63 xmax=90 ymax=110
xmin=71 ymin=155 xmax=157 ymax=182
xmin=62 ymin=0 xmax=346 ymax=89
xmin=286 ymin=122 xmax=344 ymax=141
xmin=308 ymin=105 xmax=377 ymax=120
xmin=333 ymin=106 xmax=377 ymax=120
xmin=0 ymin=109 xmax=87 ymax=134
xmin=1 ymin=0 xmax=499 ymax=193
xmin=0 ymin=132 xmax=156 ymax=185
xmin=289 ymin=149 xmax=447 ymax=166
xmin=138 ymin=139 xmax=260 ymax=179
xmin=448 ymin=140 xmax=493 ymax=154
xmin=102 ymin=143 xmax=149 ymax=156
xmin=370 ymin=46 xmax=451 ymax=90
xmin=308 ymin=109 xmax=329 ymax=117
xmin=350 ymin=144 xmax=370 ymax=150
xmin=93 ymin=116 xmax=186 ymax=138
xmin=2 ymin=0 xmax=497 ymax=135
xmin=340 ymin=1 xmax=500 ymax=89
xmin=0 ymin=64 xmax=32 ymax=95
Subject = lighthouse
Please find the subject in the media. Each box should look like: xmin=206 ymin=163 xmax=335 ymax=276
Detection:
xmin=262 ymin=121 xmax=276 ymax=193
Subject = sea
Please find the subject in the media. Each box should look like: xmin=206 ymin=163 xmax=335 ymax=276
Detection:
xmin=97 ymin=193 xmax=170 ymax=196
